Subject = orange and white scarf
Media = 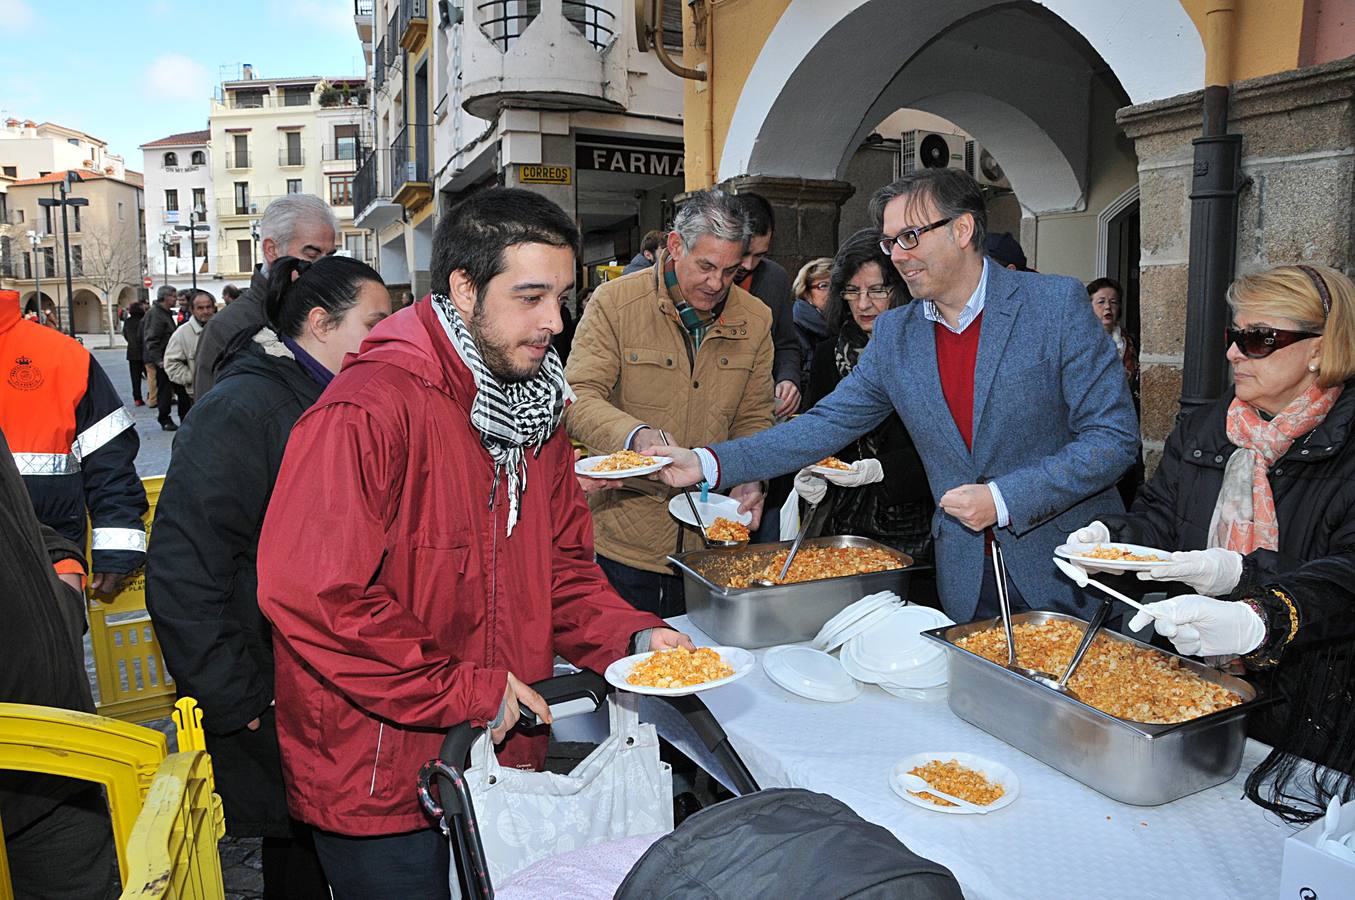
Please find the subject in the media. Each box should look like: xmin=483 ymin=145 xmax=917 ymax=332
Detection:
xmin=1209 ymin=382 xmax=1343 ymax=552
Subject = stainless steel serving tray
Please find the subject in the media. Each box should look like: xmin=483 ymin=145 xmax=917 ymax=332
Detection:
xmin=921 ymin=610 xmax=1268 ymax=806
xmin=668 ymin=535 xmax=914 ymax=649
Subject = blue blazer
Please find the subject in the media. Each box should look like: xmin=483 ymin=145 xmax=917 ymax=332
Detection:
xmin=712 ymin=262 xmax=1139 ymax=621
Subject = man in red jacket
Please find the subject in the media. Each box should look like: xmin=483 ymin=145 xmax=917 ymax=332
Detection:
xmin=257 ymin=189 xmax=692 ymax=899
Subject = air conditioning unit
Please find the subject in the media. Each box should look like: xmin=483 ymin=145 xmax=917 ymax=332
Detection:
xmin=900 ymin=130 xmax=967 ymax=175
xmin=966 ymin=140 xmax=1010 ymax=190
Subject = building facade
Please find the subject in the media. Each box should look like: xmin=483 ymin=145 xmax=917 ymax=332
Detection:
xmin=140 ymin=130 xmax=213 ymax=296
xmin=352 ymin=0 xmax=687 ymax=299
xmin=671 ymin=0 xmax=1355 ymax=470
xmin=208 ymin=68 xmax=371 ymax=284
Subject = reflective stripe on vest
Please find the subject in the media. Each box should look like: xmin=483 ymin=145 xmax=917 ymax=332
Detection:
xmin=12 ymin=452 xmax=80 ymax=475
xmin=91 ymin=527 xmax=147 ymax=552
xmin=74 ymin=408 xmax=134 ymax=460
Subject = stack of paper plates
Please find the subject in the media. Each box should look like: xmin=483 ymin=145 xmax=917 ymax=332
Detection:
xmin=761 ymin=645 xmax=861 ymax=702
xmin=841 ymin=605 xmax=954 ymax=694
xmin=811 ymin=591 xmax=905 ymax=652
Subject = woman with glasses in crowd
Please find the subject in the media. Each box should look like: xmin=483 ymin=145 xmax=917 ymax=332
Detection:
xmin=145 ymin=255 xmax=391 ymax=899
xmin=793 ymin=230 xmax=934 ymax=579
xmin=1088 ymin=277 xmax=1143 ymax=507
xmin=792 ymin=256 xmax=834 ymax=388
xmin=1071 ymin=264 xmax=1355 ymax=823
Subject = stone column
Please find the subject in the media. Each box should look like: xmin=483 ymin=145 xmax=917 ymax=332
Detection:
xmin=721 ymin=175 xmax=855 ymax=277
xmin=1118 ymin=56 xmax=1355 ymax=472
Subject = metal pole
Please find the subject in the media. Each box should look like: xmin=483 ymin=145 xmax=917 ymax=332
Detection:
xmin=190 ymin=211 xmax=198 ymax=292
xmin=58 ymin=189 xmax=76 ymax=338
xmin=31 ymin=237 xmax=41 ymax=321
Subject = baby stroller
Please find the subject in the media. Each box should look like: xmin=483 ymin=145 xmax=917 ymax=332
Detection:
xmin=417 ymin=670 xmax=963 ymax=899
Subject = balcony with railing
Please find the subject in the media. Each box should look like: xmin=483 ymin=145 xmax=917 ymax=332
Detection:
xmin=279 ymin=148 xmax=306 ymax=167
xmin=354 ymin=0 xmax=373 ymax=15
xmin=399 ymin=0 xmax=428 ymax=51
xmin=460 ymin=0 xmax=629 ymax=118
xmin=374 ymin=38 xmax=387 ymax=92
xmin=353 ymin=149 xmax=402 ymax=230
xmin=390 ymin=124 xmax=432 ymax=209
xmin=225 ymin=152 xmax=251 ymax=170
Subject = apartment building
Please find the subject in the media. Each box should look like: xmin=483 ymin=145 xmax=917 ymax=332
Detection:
xmin=352 ymin=0 xmax=686 ymax=298
xmin=2 ymin=171 xmax=146 ymax=335
xmin=140 ymin=130 xmax=213 ymax=295
xmin=209 ymin=67 xmax=372 ymax=282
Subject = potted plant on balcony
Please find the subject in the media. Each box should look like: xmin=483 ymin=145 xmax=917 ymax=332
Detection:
xmin=319 ymin=82 xmax=342 ymax=108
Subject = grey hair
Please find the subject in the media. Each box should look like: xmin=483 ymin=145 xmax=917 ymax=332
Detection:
xmin=671 ymin=189 xmax=751 ymax=253
xmin=868 ymin=168 xmax=988 ymax=253
xmin=258 ymin=193 xmax=338 ymax=251
xmin=155 ymin=285 xmax=177 ymax=303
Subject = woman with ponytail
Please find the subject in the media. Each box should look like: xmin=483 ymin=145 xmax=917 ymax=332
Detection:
xmin=146 ymin=254 xmax=389 ymax=898
xmin=1071 ymin=264 xmax=1355 ymax=824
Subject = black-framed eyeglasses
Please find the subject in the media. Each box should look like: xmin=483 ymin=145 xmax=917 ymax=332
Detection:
xmin=1225 ymin=326 xmax=1322 ymax=359
xmin=879 ymin=217 xmax=952 ymax=255
xmin=841 ymin=286 xmax=892 ymax=302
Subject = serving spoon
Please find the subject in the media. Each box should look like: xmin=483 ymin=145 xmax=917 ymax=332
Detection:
xmin=658 ymin=428 xmax=742 ymax=550
xmin=1027 ymin=597 xmax=1115 ymax=702
xmin=896 ymin=773 xmax=994 ymax=814
xmin=992 ymin=540 xmax=1060 ymax=683
xmin=753 ymin=501 xmax=815 ymax=586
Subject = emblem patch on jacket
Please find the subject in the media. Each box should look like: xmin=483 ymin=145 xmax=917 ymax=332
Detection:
xmin=7 ymin=355 xmax=43 ymax=391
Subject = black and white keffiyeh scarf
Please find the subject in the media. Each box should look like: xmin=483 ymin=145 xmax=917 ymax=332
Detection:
xmin=431 ymin=293 xmax=570 ymax=537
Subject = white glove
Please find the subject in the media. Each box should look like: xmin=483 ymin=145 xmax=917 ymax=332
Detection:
xmin=793 ymin=468 xmax=827 ymax=506
xmin=1127 ymin=594 xmax=1266 ymax=657
xmin=1136 ymin=548 xmax=1243 ymax=597
xmin=821 ymin=458 xmax=885 ymax=488
xmin=1067 ymin=520 xmax=1110 ymax=546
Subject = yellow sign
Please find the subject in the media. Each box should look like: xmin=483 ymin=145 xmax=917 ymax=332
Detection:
xmin=519 ymin=165 xmax=572 ymax=185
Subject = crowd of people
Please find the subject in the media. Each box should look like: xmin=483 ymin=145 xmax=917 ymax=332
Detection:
xmin=2 ymin=165 xmax=1353 ymax=897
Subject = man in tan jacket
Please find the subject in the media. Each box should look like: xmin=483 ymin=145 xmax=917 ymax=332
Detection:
xmin=565 ymin=189 xmax=775 ymax=616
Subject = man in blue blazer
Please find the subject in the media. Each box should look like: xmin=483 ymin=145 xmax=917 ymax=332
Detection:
xmin=657 ymin=169 xmax=1139 ymax=622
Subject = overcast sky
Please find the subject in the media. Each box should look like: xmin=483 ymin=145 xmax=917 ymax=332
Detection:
xmin=0 ymin=0 xmax=366 ymax=168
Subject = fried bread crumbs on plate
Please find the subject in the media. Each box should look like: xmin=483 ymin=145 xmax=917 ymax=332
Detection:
xmin=906 ymin=759 xmax=1005 ymax=808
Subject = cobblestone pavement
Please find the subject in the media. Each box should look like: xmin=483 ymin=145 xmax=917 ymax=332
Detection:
xmin=86 ymin=347 xmax=266 ymax=898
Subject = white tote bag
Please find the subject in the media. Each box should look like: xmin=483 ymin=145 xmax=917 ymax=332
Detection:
xmin=458 ymin=692 xmax=673 ymax=889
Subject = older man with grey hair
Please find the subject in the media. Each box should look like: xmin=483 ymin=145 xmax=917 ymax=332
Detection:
xmin=564 ymin=188 xmax=776 ymax=617
xmin=193 ymin=194 xmax=338 ymax=396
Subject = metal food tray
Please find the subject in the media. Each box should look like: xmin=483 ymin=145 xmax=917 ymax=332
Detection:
xmin=668 ymin=536 xmax=914 ymax=649
xmin=921 ymin=610 xmax=1267 ymax=806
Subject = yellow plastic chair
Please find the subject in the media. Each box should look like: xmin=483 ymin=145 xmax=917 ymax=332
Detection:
xmin=118 ymin=751 xmax=225 ymax=900
xmin=0 ymin=703 xmax=167 ymax=885
xmin=87 ymin=475 xmax=179 ymax=724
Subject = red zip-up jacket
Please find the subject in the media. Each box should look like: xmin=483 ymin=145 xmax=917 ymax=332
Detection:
xmin=257 ymin=300 xmax=665 ymax=836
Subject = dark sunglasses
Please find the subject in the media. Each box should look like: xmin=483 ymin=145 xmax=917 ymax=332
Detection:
xmin=1225 ymin=326 xmax=1322 ymax=359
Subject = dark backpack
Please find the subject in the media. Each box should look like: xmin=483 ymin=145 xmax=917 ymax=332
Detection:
xmin=614 ymin=788 xmax=964 ymax=899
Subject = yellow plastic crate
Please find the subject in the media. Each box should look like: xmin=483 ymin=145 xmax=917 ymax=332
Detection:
xmin=88 ymin=476 xmax=178 ymax=724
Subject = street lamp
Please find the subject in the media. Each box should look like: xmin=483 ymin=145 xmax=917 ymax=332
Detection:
xmin=159 ymin=230 xmax=175 ymax=286
xmin=25 ymin=230 xmax=44 ymax=321
xmin=189 ymin=203 xmax=205 ymax=291
xmin=250 ymin=218 xmax=260 ymax=271
xmin=37 ymin=171 xmax=90 ymax=338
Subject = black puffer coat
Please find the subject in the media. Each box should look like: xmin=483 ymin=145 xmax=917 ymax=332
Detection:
xmin=145 ymin=337 xmax=323 ymax=836
xmin=1101 ymin=379 xmax=1355 ymax=783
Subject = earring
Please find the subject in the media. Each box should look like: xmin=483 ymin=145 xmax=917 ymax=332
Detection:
xmin=1309 ymin=363 xmax=1320 ymax=372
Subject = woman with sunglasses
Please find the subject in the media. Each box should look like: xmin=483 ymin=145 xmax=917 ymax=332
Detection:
xmin=792 ymin=257 xmax=834 ymax=387
xmin=1070 ymin=264 xmax=1355 ymax=822
xmin=793 ymin=230 xmax=934 ymax=576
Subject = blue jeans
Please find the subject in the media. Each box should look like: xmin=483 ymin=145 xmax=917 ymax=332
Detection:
xmin=312 ymin=826 xmax=450 ymax=900
xmin=597 ymin=555 xmax=686 ymax=619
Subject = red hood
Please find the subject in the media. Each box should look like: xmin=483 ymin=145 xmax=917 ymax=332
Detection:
xmin=342 ymin=297 xmax=477 ymax=412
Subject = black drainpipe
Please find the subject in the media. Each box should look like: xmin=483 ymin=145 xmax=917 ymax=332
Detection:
xmin=1179 ymin=84 xmax=1244 ymax=417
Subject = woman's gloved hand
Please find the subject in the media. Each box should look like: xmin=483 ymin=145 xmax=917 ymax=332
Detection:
xmin=793 ymin=468 xmax=827 ymax=506
xmin=1127 ymin=594 xmax=1266 ymax=657
xmin=821 ymin=458 xmax=884 ymax=488
xmin=1066 ymin=520 xmax=1110 ymax=545
xmin=1136 ymin=548 xmax=1243 ymax=597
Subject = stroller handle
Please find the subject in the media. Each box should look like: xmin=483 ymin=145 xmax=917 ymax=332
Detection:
xmin=438 ymin=669 xmax=610 ymax=772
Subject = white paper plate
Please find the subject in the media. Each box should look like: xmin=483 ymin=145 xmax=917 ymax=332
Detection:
xmin=575 ymin=454 xmax=673 ymax=480
xmin=849 ymin=606 xmax=952 ymax=674
xmin=817 ymin=604 xmax=901 ymax=654
xmin=667 ymin=493 xmax=753 ymax=529
xmin=762 ymin=646 xmax=860 ymax=703
xmin=838 ymin=640 xmax=947 ymax=689
xmin=604 ymin=646 xmax=753 ymax=696
xmin=890 ymin=752 xmax=1020 ymax=815
xmin=812 ymin=592 xmax=902 ymax=651
xmin=809 ymin=463 xmax=853 ymax=477
xmin=879 ymin=681 xmax=948 ymax=702
xmin=1053 ymin=541 xmax=1171 ymax=572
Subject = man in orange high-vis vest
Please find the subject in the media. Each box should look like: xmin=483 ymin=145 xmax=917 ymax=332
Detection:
xmin=0 ymin=289 xmax=147 ymax=595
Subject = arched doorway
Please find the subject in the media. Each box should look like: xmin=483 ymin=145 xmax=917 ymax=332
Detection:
xmin=72 ymin=289 xmax=102 ymax=334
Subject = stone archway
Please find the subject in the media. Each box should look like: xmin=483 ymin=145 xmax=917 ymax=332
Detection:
xmin=72 ymin=289 xmax=102 ymax=333
xmin=720 ymin=0 xmax=1203 ymax=183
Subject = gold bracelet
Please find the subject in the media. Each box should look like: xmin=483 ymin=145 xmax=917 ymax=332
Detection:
xmin=1271 ymin=587 xmax=1300 ymax=647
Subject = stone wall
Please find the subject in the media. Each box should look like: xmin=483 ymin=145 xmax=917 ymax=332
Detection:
xmin=1119 ymin=55 xmax=1355 ymax=471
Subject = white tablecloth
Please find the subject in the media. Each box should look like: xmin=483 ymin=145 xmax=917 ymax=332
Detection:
xmin=650 ymin=615 xmax=1301 ymax=900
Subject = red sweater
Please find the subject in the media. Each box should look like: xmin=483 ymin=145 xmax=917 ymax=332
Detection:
xmin=934 ymin=312 xmax=983 ymax=449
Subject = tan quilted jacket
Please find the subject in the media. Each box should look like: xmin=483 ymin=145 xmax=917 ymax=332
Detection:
xmin=564 ymin=256 xmax=775 ymax=572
